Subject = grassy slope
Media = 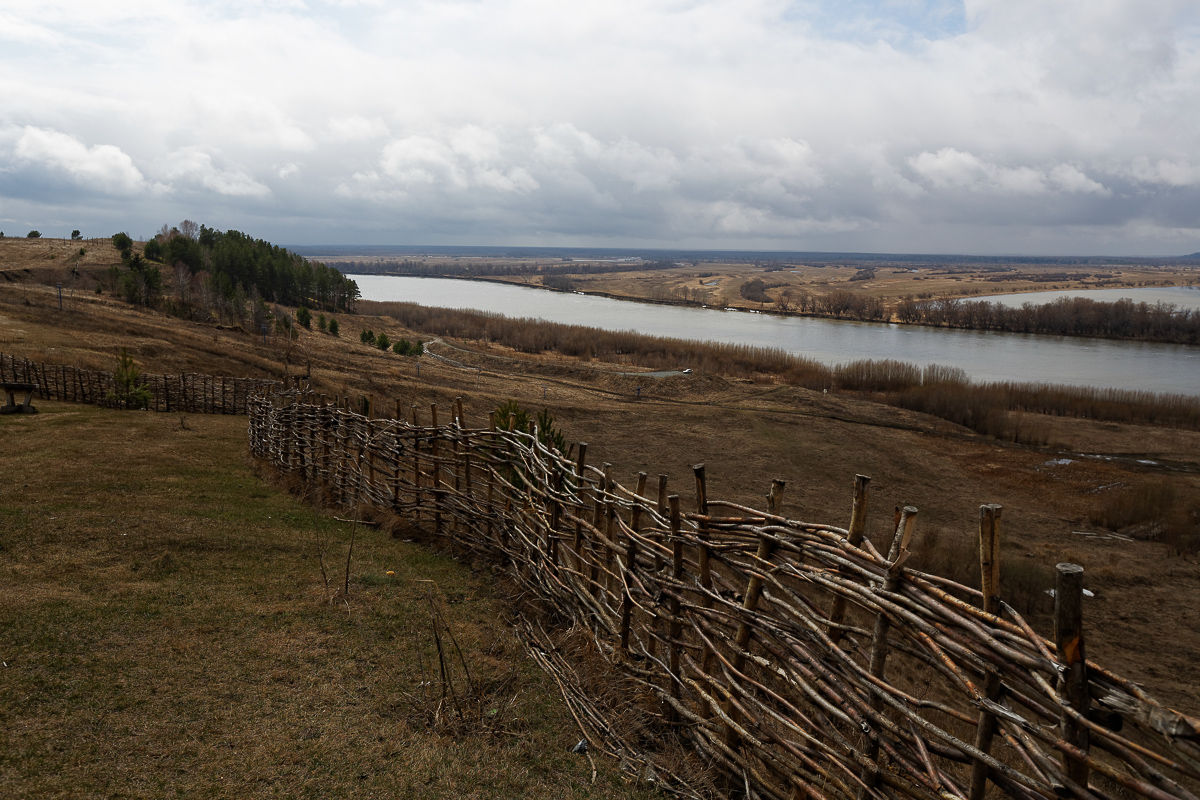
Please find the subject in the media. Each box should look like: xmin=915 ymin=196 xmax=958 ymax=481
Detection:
xmin=2 ymin=244 xmax=1200 ymax=788
xmin=0 ymin=404 xmax=655 ymax=799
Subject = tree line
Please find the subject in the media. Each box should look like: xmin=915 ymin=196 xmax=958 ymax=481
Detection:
xmin=336 ymin=258 xmax=677 ymax=278
xmin=142 ymin=223 xmax=358 ymax=312
xmin=105 ymin=222 xmax=359 ymax=329
xmin=894 ymin=294 xmax=1200 ymax=344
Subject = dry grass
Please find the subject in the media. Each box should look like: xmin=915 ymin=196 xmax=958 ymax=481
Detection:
xmin=0 ymin=403 xmax=658 ymax=799
xmin=3 ymin=255 xmax=1200 ymax=746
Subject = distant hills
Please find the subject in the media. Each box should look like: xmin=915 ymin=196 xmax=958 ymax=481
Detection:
xmin=288 ymin=244 xmax=1200 ymax=266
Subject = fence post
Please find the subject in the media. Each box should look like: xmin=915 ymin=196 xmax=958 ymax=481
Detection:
xmin=411 ymin=405 xmax=422 ymax=526
xmin=364 ymin=419 xmax=375 ymax=503
xmin=620 ymin=472 xmax=649 ymax=655
xmin=571 ymin=443 xmax=589 ymax=589
xmin=1055 ymin=562 xmax=1090 ymax=791
xmin=589 ymin=463 xmax=605 ymax=599
xmin=723 ymin=479 xmax=786 ymax=751
xmin=667 ymin=494 xmax=684 ymax=724
xmin=828 ymin=474 xmax=871 ymax=647
xmin=693 ymin=464 xmax=714 ymax=681
xmin=859 ymin=505 xmax=917 ymax=799
xmin=969 ymin=503 xmax=1004 ymax=800
xmin=603 ymin=462 xmax=616 ymax=604
xmin=648 ymin=473 xmax=668 ymax=660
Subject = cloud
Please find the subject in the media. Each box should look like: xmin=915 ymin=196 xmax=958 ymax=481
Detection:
xmin=162 ymin=148 xmax=271 ymax=197
xmin=8 ymin=127 xmax=158 ymax=195
xmin=1125 ymin=157 xmax=1200 ymax=187
xmin=326 ymin=116 xmax=390 ymax=143
xmin=908 ymin=148 xmax=1109 ymax=196
xmin=0 ymin=0 xmax=1196 ymax=253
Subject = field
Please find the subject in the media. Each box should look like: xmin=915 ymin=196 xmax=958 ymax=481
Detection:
xmin=3 ymin=237 xmax=1200 ymax=794
xmin=0 ymin=404 xmax=659 ymax=799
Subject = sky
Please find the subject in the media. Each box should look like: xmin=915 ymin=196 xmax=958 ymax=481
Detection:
xmin=1 ymin=0 xmax=1198 ymax=256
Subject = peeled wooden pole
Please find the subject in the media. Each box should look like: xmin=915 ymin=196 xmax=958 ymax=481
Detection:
xmin=828 ymin=475 xmax=871 ymax=647
xmin=860 ymin=505 xmax=918 ymax=800
xmin=430 ymin=403 xmax=442 ymax=533
xmin=722 ymin=479 xmax=786 ymax=750
xmin=620 ymin=472 xmax=649 ymax=655
xmin=667 ymin=494 xmax=684 ymax=722
xmin=411 ymin=405 xmax=422 ymax=526
xmin=969 ymin=503 xmax=1004 ymax=800
xmin=1055 ymin=562 xmax=1090 ymax=791
xmin=572 ymin=443 xmax=588 ymax=583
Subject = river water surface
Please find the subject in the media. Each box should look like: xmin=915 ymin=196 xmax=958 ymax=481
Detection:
xmin=356 ymin=275 xmax=1200 ymax=396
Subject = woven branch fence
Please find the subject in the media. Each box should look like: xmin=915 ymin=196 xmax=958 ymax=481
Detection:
xmin=0 ymin=352 xmax=278 ymax=414
xmin=249 ymin=390 xmax=1200 ymax=800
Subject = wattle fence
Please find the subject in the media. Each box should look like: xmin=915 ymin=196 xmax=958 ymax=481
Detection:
xmin=249 ymin=390 xmax=1200 ymax=800
xmin=0 ymin=352 xmax=278 ymax=414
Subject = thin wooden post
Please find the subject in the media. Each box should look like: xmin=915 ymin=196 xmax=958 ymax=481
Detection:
xmin=859 ymin=506 xmax=917 ymax=799
xmin=970 ymin=504 xmax=1004 ymax=800
xmin=620 ymin=472 xmax=649 ymax=655
xmin=648 ymin=473 xmax=668 ymax=659
xmin=692 ymin=464 xmax=714 ymax=680
xmin=455 ymin=396 xmax=464 ymax=427
xmin=828 ymin=474 xmax=871 ymax=647
xmin=602 ymin=462 xmax=616 ymax=604
xmin=723 ymin=479 xmax=785 ymax=750
xmin=667 ymin=494 xmax=684 ymax=723
xmin=1055 ymin=562 xmax=1090 ymax=791
xmin=411 ymin=405 xmax=422 ymax=526
xmin=430 ymin=403 xmax=442 ymax=533
xmin=364 ymin=419 xmax=375 ymax=501
xmin=573 ymin=443 xmax=588 ymax=588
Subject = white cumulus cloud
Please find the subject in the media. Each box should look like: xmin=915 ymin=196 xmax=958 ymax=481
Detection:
xmin=908 ymin=148 xmax=1109 ymax=196
xmin=162 ymin=148 xmax=271 ymax=197
xmin=11 ymin=127 xmax=157 ymax=195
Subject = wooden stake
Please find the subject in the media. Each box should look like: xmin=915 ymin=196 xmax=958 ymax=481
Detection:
xmin=430 ymin=403 xmax=441 ymax=533
xmin=723 ymin=479 xmax=785 ymax=750
xmin=828 ymin=475 xmax=871 ymax=647
xmin=667 ymin=494 xmax=684 ymax=721
xmin=693 ymin=464 xmax=714 ymax=680
xmin=573 ymin=443 xmax=588 ymax=583
xmin=969 ymin=503 xmax=1004 ymax=800
xmin=620 ymin=472 xmax=649 ymax=655
xmin=860 ymin=505 xmax=917 ymax=799
xmin=1055 ymin=562 xmax=1090 ymax=791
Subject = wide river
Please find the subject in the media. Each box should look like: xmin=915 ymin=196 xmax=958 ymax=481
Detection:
xmin=356 ymin=276 xmax=1200 ymax=396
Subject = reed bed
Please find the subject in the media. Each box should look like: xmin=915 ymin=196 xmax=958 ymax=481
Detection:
xmin=364 ymin=302 xmax=1200 ymax=431
xmin=0 ymin=352 xmax=278 ymax=414
xmin=250 ymin=390 xmax=1200 ymax=800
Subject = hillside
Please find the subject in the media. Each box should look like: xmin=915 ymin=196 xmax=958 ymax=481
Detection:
xmin=3 ymin=239 xmax=1200 ymax=793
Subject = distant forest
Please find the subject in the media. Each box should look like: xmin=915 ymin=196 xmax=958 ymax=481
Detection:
xmin=894 ymin=294 xmax=1200 ymax=344
xmin=144 ymin=224 xmax=359 ymax=311
xmin=107 ymin=222 xmax=358 ymax=332
xmin=335 ymin=258 xmax=677 ymax=279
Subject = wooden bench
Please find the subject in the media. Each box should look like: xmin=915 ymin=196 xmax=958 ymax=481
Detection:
xmin=1 ymin=382 xmax=38 ymax=414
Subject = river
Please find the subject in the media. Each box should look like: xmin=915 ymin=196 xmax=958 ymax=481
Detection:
xmin=355 ymin=275 xmax=1200 ymax=396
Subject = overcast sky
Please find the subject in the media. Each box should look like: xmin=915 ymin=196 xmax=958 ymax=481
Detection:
xmin=1 ymin=1 xmax=1198 ymax=255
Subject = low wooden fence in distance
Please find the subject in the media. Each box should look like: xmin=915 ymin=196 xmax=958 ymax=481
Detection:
xmin=0 ymin=352 xmax=278 ymax=415
xmin=249 ymin=391 xmax=1200 ymax=800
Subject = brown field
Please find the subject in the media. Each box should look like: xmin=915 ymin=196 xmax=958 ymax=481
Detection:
xmin=3 ymin=238 xmax=1200 ymax=794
